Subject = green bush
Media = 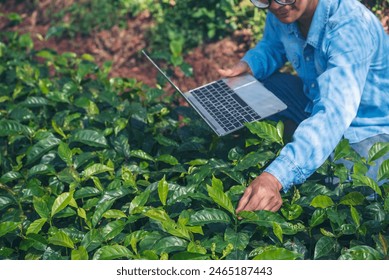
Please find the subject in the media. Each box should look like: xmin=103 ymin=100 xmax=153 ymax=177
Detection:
xmin=1 ymin=29 xmax=389 ymax=260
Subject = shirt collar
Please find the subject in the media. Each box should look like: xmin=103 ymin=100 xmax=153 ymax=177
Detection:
xmin=287 ymin=0 xmax=335 ymax=48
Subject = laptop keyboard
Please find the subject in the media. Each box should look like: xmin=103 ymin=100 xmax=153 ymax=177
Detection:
xmin=191 ymin=80 xmax=261 ymax=132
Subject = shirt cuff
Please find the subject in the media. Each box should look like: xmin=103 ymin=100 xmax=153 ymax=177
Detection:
xmin=241 ymin=55 xmax=263 ymax=80
xmin=264 ymin=155 xmax=306 ymax=193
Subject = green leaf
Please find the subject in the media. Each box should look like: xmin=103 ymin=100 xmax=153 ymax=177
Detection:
xmin=156 ymin=154 xmax=179 ymax=165
xmin=130 ymin=150 xmax=155 ymax=161
xmin=377 ymin=159 xmax=389 ymax=181
xmin=333 ymin=139 xmax=352 ymax=161
xmin=81 ymin=163 xmax=114 ymax=180
xmin=189 ymin=209 xmax=231 ymax=225
xmin=144 ymin=208 xmax=172 ymax=224
xmin=206 ymin=176 xmax=235 ymax=215
xmin=368 ymin=142 xmax=389 ymax=162
xmin=309 ymin=208 xmax=327 ymax=228
xmin=0 ymin=221 xmax=20 ymax=237
xmin=350 ymin=206 xmax=360 ymax=228
xmin=154 ymin=236 xmax=188 ymax=255
xmin=235 ymin=151 xmax=274 ymax=171
xmin=0 ymin=119 xmax=33 ymax=137
xmin=339 ymin=192 xmax=365 ymax=206
xmin=51 ymin=192 xmax=73 ymax=217
xmin=58 ymin=141 xmax=73 ymax=166
xmin=26 ymin=218 xmax=47 ymax=235
xmin=91 ymin=199 xmax=115 ymax=228
xmin=102 ymin=209 xmax=127 ymax=219
xmin=69 ymin=129 xmax=108 ymax=148
xmin=26 ymin=136 xmax=61 ymax=165
xmin=281 ymin=203 xmax=303 ymax=220
xmin=157 ymin=176 xmax=169 ymax=206
xmin=0 ymin=196 xmax=13 ymax=211
xmin=33 ymin=196 xmax=50 ymax=219
xmin=28 ymin=164 xmax=55 ymax=177
xmin=310 ymin=195 xmax=335 ymax=209
xmin=351 ymin=174 xmax=382 ymax=197
xmin=245 ymin=121 xmax=283 ymax=145
xmin=0 ymin=171 xmax=22 ymax=184
xmin=239 ymin=210 xmax=286 ymax=227
xmin=224 ymin=227 xmax=250 ymax=251
xmin=71 ymin=246 xmax=88 ymax=260
xmin=252 ymin=246 xmax=301 ymax=260
xmin=272 ymin=222 xmax=283 ymax=243
xmin=93 ymin=245 xmax=134 ymax=260
xmin=314 ymin=236 xmax=338 ymax=259
xmin=101 ymin=220 xmax=126 ymax=241
xmin=129 ymin=190 xmax=150 ymax=214
xmin=48 ymin=231 xmax=75 ymax=249
xmin=339 ymin=246 xmax=382 ymax=260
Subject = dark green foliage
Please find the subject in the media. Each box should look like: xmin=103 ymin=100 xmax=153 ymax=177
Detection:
xmin=1 ymin=31 xmax=389 ymax=260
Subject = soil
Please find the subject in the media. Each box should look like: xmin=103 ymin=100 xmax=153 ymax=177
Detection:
xmin=1 ymin=0 xmax=388 ymax=94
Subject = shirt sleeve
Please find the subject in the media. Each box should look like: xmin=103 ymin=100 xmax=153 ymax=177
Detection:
xmin=241 ymin=13 xmax=287 ymax=80
xmin=265 ymin=19 xmax=376 ymax=192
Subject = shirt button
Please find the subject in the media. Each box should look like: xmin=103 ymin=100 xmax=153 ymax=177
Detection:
xmin=305 ymin=56 xmax=311 ymax=61
xmin=311 ymin=83 xmax=315 ymax=88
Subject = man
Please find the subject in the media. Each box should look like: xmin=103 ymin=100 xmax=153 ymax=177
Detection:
xmin=218 ymin=0 xmax=389 ymax=213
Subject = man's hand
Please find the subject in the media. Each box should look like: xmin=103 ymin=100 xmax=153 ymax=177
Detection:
xmin=236 ymin=172 xmax=283 ymax=213
xmin=217 ymin=61 xmax=251 ymax=77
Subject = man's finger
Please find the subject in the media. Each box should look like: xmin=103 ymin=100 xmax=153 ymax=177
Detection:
xmin=236 ymin=187 xmax=252 ymax=213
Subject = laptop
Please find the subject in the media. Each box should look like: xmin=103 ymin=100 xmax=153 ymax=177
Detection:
xmin=142 ymin=50 xmax=287 ymax=136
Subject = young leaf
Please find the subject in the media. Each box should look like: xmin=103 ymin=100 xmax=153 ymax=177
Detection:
xmin=33 ymin=196 xmax=50 ymax=219
xmin=158 ymin=176 xmax=169 ymax=206
xmin=377 ymin=159 xmax=389 ymax=181
xmin=350 ymin=206 xmax=360 ymax=228
xmin=81 ymin=163 xmax=114 ymax=180
xmin=101 ymin=220 xmax=126 ymax=241
xmin=71 ymin=246 xmax=89 ymax=260
xmin=48 ymin=231 xmax=74 ymax=249
xmin=0 ymin=221 xmax=20 ymax=237
xmin=51 ymin=192 xmax=73 ymax=217
xmin=102 ymin=209 xmax=127 ymax=219
xmin=310 ymin=195 xmax=335 ymax=209
xmin=206 ymin=176 xmax=235 ymax=215
xmin=339 ymin=192 xmax=365 ymax=206
xmin=129 ymin=190 xmax=150 ymax=214
xmin=26 ymin=218 xmax=47 ymax=235
xmin=245 ymin=121 xmax=284 ymax=145
xmin=58 ymin=141 xmax=73 ymax=166
xmin=368 ymin=142 xmax=389 ymax=163
xmin=252 ymin=246 xmax=301 ymax=260
xmin=351 ymin=174 xmax=382 ymax=198
xmin=272 ymin=222 xmax=283 ymax=243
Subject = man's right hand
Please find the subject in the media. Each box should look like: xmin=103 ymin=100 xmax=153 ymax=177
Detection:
xmin=217 ymin=61 xmax=251 ymax=77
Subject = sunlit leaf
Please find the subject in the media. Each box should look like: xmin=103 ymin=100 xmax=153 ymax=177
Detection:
xmin=310 ymin=195 xmax=334 ymax=209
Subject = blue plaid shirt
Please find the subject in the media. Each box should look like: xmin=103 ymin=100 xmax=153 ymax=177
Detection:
xmin=242 ymin=0 xmax=389 ymax=191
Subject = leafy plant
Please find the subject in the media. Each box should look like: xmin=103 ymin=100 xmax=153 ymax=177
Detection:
xmin=1 ymin=27 xmax=389 ymax=260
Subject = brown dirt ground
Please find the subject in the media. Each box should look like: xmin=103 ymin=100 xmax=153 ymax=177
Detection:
xmin=1 ymin=0 xmax=388 ymax=94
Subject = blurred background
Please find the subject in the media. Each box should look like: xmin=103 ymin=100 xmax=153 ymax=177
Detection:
xmin=1 ymin=0 xmax=388 ymax=92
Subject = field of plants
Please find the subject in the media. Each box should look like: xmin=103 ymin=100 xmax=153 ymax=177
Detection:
xmin=0 ymin=0 xmax=389 ymax=260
